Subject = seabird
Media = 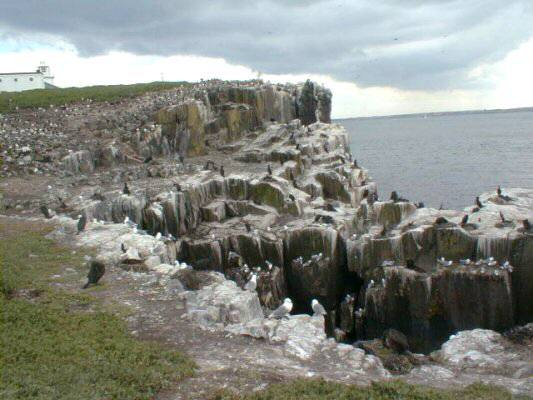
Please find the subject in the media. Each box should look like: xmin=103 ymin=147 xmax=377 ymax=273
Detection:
xmin=245 ymin=222 xmax=251 ymax=232
xmin=460 ymin=214 xmax=468 ymax=226
xmin=58 ymin=196 xmax=68 ymax=210
xmin=220 ymin=165 xmax=225 ymax=177
xmin=267 ymin=164 xmax=272 ymax=175
xmin=40 ymin=205 xmax=52 ymax=219
xmin=353 ymin=159 xmax=358 ymax=168
xmin=269 ymin=298 xmax=293 ymax=319
xmin=476 ymin=196 xmax=483 ymax=208
xmin=244 ymin=274 xmax=257 ymax=291
xmin=120 ymin=243 xmax=127 ymax=253
xmin=368 ymin=279 xmax=375 ymax=289
xmin=82 ymin=259 xmax=106 ymax=289
xmin=497 ymin=186 xmax=502 ymax=196
xmin=435 ymin=216 xmax=448 ymax=225
xmin=77 ymin=214 xmax=87 ymax=234
xmin=311 ymin=299 xmax=327 ymax=316
xmin=416 ymin=202 xmax=425 ymax=208
xmin=288 ymin=194 xmax=296 ymax=202
xmin=499 ymin=211 xmax=506 ymax=223
xmin=523 ymin=219 xmax=531 ymax=231
xmin=123 ymin=182 xmax=131 ymax=195
xmin=390 ymin=191 xmax=399 ymax=202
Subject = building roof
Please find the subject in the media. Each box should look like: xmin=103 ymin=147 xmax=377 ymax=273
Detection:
xmin=0 ymin=71 xmax=41 ymax=76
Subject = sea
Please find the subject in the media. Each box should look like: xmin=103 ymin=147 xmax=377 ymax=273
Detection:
xmin=338 ymin=109 xmax=533 ymax=210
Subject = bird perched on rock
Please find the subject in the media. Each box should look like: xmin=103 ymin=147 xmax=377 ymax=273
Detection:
xmin=499 ymin=212 xmax=506 ymax=223
xmin=244 ymin=221 xmax=251 ymax=233
xmin=57 ymin=196 xmax=68 ymax=210
xmin=82 ymin=259 xmax=106 ymax=289
xmin=497 ymin=186 xmax=502 ymax=197
xmin=523 ymin=219 xmax=531 ymax=231
xmin=353 ymin=159 xmax=358 ymax=168
xmin=288 ymin=194 xmax=296 ymax=202
xmin=476 ymin=196 xmax=483 ymax=208
xmin=40 ymin=205 xmax=52 ymax=219
xmin=311 ymin=299 xmax=327 ymax=316
xmin=269 ymin=298 xmax=293 ymax=319
xmin=120 ymin=243 xmax=127 ymax=253
xmin=123 ymin=182 xmax=131 ymax=195
xmin=416 ymin=202 xmax=425 ymax=208
xmin=383 ymin=328 xmax=409 ymax=354
xmin=267 ymin=164 xmax=272 ymax=175
xmin=435 ymin=216 xmax=448 ymax=225
xmin=460 ymin=214 xmax=468 ymax=226
xmin=390 ymin=191 xmax=399 ymax=202
xmin=77 ymin=213 xmax=87 ymax=234
xmin=220 ymin=165 xmax=225 ymax=177
xmin=244 ymin=274 xmax=257 ymax=291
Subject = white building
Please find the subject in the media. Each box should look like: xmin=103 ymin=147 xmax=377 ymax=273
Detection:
xmin=0 ymin=64 xmax=56 ymax=92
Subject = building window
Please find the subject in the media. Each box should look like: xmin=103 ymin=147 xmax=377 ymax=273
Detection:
xmin=29 ymin=77 xmax=34 ymax=81
xmin=14 ymin=78 xmax=18 ymax=82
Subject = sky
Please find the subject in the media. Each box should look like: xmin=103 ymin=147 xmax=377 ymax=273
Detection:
xmin=1 ymin=0 xmax=533 ymax=118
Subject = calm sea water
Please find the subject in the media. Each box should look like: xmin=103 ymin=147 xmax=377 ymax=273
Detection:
xmin=338 ymin=110 xmax=533 ymax=210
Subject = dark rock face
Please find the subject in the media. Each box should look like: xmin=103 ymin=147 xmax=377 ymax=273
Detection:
xmin=297 ymin=80 xmax=318 ymax=125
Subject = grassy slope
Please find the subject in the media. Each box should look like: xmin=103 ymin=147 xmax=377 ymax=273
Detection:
xmin=0 ymin=81 xmax=187 ymax=113
xmin=0 ymin=220 xmax=195 ymax=400
xmin=213 ymin=379 xmax=526 ymax=400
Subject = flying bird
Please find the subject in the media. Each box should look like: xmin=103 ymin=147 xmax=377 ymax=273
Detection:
xmin=311 ymin=299 xmax=327 ymax=316
xmin=269 ymin=298 xmax=293 ymax=319
xmin=82 ymin=259 xmax=106 ymax=289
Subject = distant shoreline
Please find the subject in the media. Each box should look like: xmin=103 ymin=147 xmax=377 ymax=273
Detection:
xmin=335 ymin=106 xmax=533 ymax=121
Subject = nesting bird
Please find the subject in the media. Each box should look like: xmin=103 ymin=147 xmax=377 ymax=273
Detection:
xmin=311 ymin=299 xmax=327 ymax=316
xmin=269 ymin=298 xmax=293 ymax=319
xmin=244 ymin=274 xmax=257 ymax=291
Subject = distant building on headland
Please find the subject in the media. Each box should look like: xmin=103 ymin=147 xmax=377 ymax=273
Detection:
xmin=0 ymin=63 xmax=57 ymax=92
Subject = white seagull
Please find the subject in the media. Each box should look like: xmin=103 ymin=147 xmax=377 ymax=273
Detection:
xmin=244 ymin=274 xmax=257 ymax=291
xmin=311 ymin=299 xmax=327 ymax=316
xmin=269 ymin=298 xmax=293 ymax=319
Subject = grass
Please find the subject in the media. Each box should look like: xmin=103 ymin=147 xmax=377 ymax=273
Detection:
xmin=0 ymin=219 xmax=195 ymax=400
xmin=0 ymin=81 xmax=187 ymax=113
xmin=212 ymin=379 xmax=525 ymax=400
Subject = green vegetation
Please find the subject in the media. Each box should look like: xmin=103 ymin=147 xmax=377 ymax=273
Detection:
xmin=0 ymin=220 xmax=195 ymax=400
xmin=213 ymin=379 xmax=524 ymax=400
xmin=0 ymin=81 xmax=187 ymax=113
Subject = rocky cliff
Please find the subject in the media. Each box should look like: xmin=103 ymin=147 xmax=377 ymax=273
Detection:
xmin=1 ymin=80 xmax=531 ymax=358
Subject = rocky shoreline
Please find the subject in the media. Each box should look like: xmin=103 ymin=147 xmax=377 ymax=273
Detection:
xmin=1 ymin=80 xmax=532 ymax=395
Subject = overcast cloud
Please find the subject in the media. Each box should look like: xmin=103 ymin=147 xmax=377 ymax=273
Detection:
xmin=1 ymin=0 xmax=533 ymax=91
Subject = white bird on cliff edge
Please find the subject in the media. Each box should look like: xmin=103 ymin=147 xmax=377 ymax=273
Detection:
xmin=244 ymin=274 xmax=257 ymax=291
xmin=311 ymin=299 xmax=327 ymax=316
xmin=269 ymin=298 xmax=293 ymax=319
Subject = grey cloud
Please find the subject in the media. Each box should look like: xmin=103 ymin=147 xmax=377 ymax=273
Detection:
xmin=1 ymin=0 xmax=532 ymax=90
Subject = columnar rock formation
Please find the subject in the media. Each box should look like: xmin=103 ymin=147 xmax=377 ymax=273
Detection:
xmin=2 ymin=80 xmax=531 ymax=356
